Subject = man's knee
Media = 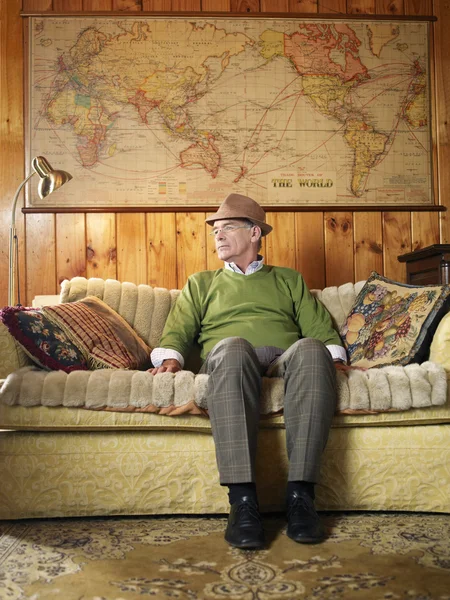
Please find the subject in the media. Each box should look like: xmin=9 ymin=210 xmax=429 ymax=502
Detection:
xmin=207 ymin=337 xmax=257 ymax=366
xmin=210 ymin=336 xmax=253 ymax=353
xmin=283 ymin=338 xmax=334 ymax=370
xmin=293 ymin=337 xmax=328 ymax=356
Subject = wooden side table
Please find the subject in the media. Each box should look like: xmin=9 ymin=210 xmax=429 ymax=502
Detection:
xmin=398 ymin=244 xmax=450 ymax=285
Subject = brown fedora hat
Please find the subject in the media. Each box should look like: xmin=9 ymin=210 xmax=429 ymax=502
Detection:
xmin=205 ymin=193 xmax=272 ymax=236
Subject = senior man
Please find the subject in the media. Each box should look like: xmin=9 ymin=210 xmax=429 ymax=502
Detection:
xmin=150 ymin=193 xmax=348 ymax=549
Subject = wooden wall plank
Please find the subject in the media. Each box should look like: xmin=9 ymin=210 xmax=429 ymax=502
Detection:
xmin=22 ymin=0 xmax=53 ymax=9
xmin=172 ymin=0 xmax=201 ymax=10
xmin=0 ymin=0 xmax=24 ymax=306
xmin=266 ymin=213 xmax=296 ymax=269
xmin=261 ymin=0 xmax=288 ymax=11
xmin=295 ymin=212 xmax=325 ymax=290
xmin=53 ymin=0 xmax=83 ymax=10
xmin=404 ymin=0 xmax=432 ymax=15
xmin=434 ymin=1 xmax=450 ymax=242
xmin=383 ymin=211 xmax=411 ymax=281
xmin=176 ymin=213 xmax=206 ymax=287
xmin=142 ymin=0 xmax=172 ymax=9
xmin=288 ymin=0 xmax=318 ymax=12
xmin=25 ymin=214 xmax=56 ymax=302
xmin=318 ymin=0 xmax=346 ymax=13
xmin=56 ymin=214 xmax=86 ymax=286
xmin=347 ymin=0 xmax=375 ymax=14
xmin=147 ymin=212 xmax=178 ymax=290
xmin=375 ymin=0 xmax=403 ymax=14
xmin=86 ymin=213 xmax=117 ymax=280
xmin=112 ymin=0 xmax=143 ymax=10
xmin=231 ymin=0 xmax=260 ymax=12
xmin=205 ymin=212 xmax=223 ymax=272
xmin=411 ymin=211 xmax=439 ymax=251
xmin=202 ymin=0 xmax=230 ymax=10
xmin=83 ymin=0 xmax=114 ymax=9
xmin=324 ymin=212 xmax=354 ymax=286
xmin=116 ymin=213 xmax=148 ymax=284
xmin=353 ymin=212 xmax=383 ymax=281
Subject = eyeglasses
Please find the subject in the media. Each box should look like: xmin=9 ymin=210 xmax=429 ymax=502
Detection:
xmin=209 ymin=224 xmax=253 ymax=237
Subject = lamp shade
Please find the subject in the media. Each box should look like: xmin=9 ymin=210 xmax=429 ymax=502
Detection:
xmin=32 ymin=156 xmax=72 ymax=199
xmin=8 ymin=156 xmax=73 ymax=306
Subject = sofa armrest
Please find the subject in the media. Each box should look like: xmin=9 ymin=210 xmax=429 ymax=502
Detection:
xmin=0 ymin=322 xmax=32 ymax=378
xmin=32 ymin=294 xmax=61 ymax=307
xmin=429 ymin=311 xmax=450 ymax=372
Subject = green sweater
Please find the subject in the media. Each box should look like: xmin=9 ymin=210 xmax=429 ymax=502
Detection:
xmin=159 ymin=265 xmax=342 ymax=361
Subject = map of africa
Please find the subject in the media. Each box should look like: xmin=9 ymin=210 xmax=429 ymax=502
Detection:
xmin=28 ymin=16 xmax=432 ymax=207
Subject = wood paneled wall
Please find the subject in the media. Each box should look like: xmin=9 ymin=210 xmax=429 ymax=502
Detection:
xmin=1 ymin=0 xmax=449 ymax=305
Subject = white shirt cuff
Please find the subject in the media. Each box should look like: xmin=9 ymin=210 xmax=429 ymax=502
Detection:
xmin=150 ymin=348 xmax=185 ymax=368
xmin=327 ymin=345 xmax=347 ymax=363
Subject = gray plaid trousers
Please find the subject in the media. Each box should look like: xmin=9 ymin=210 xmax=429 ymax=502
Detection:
xmin=200 ymin=337 xmax=337 ymax=484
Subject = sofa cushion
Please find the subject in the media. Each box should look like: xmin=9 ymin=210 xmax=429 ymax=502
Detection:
xmin=340 ymin=272 xmax=450 ymax=368
xmin=0 ymin=306 xmax=88 ymax=373
xmin=0 ymin=360 xmax=446 ymax=417
xmin=42 ymin=296 xmax=152 ymax=370
xmin=2 ymin=400 xmax=450 ymax=433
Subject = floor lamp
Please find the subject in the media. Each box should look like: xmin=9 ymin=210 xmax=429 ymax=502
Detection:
xmin=8 ymin=156 xmax=73 ymax=306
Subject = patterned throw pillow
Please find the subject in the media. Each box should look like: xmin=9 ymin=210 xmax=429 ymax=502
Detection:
xmin=340 ymin=272 xmax=450 ymax=368
xmin=0 ymin=306 xmax=88 ymax=372
xmin=42 ymin=296 xmax=151 ymax=370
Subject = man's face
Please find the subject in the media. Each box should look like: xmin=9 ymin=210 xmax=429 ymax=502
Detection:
xmin=212 ymin=219 xmax=255 ymax=263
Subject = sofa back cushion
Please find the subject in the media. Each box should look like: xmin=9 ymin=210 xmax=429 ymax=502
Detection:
xmin=60 ymin=277 xmax=178 ymax=350
xmin=60 ymin=277 xmax=366 ymax=354
xmin=311 ymin=281 xmax=366 ymax=329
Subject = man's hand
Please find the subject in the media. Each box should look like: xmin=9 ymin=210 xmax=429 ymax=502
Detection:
xmin=334 ymin=361 xmax=367 ymax=372
xmin=149 ymin=359 xmax=182 ymax=376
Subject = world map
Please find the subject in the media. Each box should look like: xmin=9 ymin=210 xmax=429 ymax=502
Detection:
xmin=28 ymin=16 xmax=432 ymax=207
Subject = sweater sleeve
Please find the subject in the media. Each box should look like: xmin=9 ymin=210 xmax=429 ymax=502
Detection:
xmin=290 ymin=273 xmax=344 ymax=348
xmin=158 ymin=276 xmax=203 ymax=360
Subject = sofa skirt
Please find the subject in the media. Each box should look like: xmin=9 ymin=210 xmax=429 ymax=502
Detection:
xmin=1 ymin=424 xmax=449 ymax=520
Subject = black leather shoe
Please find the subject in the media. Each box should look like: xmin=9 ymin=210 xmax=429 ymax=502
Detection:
xmin=225 ymin=496 xmax=265 ymax=549
xmin=286 ymin=490 xmax=326 ymax=544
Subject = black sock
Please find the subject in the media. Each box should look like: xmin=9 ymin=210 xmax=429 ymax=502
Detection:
xmin=227 ymin=482 xmax=257 ymax=505
xmin=287 ymin=480 xmax=315 ymax=500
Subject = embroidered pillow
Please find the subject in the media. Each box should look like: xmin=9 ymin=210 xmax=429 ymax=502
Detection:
xmin=340 ymin=272 xmax=450 ymax=368
xmin=0 ymin=306 xmax=87 ymax=372
xmin=42 ymin=296 xmax=151 ymax=370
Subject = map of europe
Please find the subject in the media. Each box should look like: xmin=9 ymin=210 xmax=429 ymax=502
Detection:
xmin=28 ymin=16 xmax=432 ymax=207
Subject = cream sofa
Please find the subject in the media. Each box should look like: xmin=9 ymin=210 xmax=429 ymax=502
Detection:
xmin=1 ymin=276 xmax=450 ymax=520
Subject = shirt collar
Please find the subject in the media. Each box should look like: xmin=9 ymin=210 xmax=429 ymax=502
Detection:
xmin=224 ymin=255 xmax=264 ymax=275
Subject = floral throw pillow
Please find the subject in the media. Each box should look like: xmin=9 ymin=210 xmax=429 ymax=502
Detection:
xmin=0 ymin=306 xmax=88 ymax=372
xmin=340 ymin=272 xmax=450 ymax=368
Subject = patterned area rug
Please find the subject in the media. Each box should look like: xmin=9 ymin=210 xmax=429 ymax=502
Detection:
xmin=0 ymin=513 xmax=449 ymax=599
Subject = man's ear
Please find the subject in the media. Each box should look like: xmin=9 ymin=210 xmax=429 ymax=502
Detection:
xmin=251 ymin=225 xmax=262 ymax=242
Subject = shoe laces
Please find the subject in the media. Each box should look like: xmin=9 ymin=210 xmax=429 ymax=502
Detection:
xmin=287 ymin=493 xmax=316 ymax=519
xmin=235 ymin=500 xmax=262 ymax=525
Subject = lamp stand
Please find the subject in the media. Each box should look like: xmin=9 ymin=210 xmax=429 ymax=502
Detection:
xmin=8 ymin=172 xmax=35 ymax=306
